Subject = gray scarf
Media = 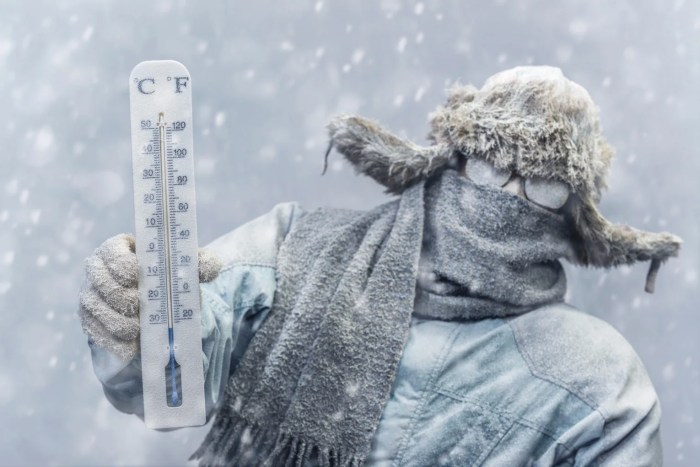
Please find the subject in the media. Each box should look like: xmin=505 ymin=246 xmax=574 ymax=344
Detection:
xmin=415 ymin=169 xmax=574 ymax=320
xmin=190 ymin=169 xmax=572 ymax=466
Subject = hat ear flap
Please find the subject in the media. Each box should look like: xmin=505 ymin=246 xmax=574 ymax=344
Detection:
xmin=568 ymin=195 xmax=682 ymax=292
xmin=326 ymin=115 xmax=453 ymax=194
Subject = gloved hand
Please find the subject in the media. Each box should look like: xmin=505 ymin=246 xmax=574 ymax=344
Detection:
xmin=78 ymin=234 xmax=222 ymax=362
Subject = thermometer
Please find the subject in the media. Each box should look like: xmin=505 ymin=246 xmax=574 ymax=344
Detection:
xmin=129 ymin=60 xmax=205 ymax=429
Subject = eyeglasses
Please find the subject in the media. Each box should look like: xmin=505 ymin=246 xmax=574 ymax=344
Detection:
xmin=463 ymin=157 xmax=571 ymax=210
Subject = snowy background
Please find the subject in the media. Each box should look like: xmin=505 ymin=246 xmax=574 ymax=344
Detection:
xmin=1 ymin=0 xmax=698 ymax=465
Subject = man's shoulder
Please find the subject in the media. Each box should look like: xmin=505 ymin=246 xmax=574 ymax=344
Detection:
xmin=205 ymin=201 xmax=304 ymax=268
xmin=508 ymin=302 xmax=657 ymax=414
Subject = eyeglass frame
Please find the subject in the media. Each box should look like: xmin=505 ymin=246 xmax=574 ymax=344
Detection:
xmin=453 ymin=152 xmax=574 ymax=212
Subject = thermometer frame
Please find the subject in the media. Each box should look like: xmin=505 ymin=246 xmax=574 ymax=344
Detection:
xmin=129 ymin=60 xmax=206 ymax=429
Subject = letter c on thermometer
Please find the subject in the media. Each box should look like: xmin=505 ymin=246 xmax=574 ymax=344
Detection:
xmin=138 ymin=78 xmax=156 ymax=95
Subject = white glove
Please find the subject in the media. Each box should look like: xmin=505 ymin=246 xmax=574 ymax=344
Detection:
xmin=78 ymin=234 xmax=222 ymax=361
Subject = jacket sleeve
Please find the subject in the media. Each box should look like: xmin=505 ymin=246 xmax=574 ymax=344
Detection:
xmin=509 ymin=305 xmax=664 ymax=466
xmin=571 ymin=385 xmax=663 ymax=466
xmin=87 ymin=201 xmax=305 ymax=428
xmin=554 ymin=334 xmax=664 ymax=466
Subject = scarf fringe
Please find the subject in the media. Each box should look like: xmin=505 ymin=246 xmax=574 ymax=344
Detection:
xmin=189 ymin=409 xmax=365 ymax=467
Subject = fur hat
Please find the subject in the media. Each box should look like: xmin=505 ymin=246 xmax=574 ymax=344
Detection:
xmin=325 ymin=66 xmax=681 ymax=292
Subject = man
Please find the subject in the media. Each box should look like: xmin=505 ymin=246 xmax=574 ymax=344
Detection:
xmin=79 ymin=66 xmax=681 ymax=466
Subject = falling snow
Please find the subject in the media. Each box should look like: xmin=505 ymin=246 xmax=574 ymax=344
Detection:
xmin=214 ymin=111 xmax=226 ymax=127
xmin=397 ymin=36 xmax=408 ymax=53
xmin=0 ymin=1 xmax=698 ymax=466
xmin=81 ymin=26 xmax=94 ymax=42
xmin=351 ymin=48 xmax=365 ymax=64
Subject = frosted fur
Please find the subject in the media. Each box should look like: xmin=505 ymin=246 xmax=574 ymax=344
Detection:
xmin=568 ymin=196 xmax=681 ymax=277
xmin=326 ymin=66 xmax=681 ymax=288
xmin=429 ymin=66 xmax=613 ymax=200
xmin=78 ymin=234 xmax=222 ymax=361
xmin=326 ymin=114 xmax=452 ymax=194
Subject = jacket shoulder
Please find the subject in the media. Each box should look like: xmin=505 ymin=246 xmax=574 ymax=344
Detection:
xmin=508 ymin=303 xmax=657 ymax=415
xmin=206 ymin=202 xmax=304 ymax=268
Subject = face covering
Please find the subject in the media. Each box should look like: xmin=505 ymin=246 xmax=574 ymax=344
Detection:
xmin=416 ymin=168 xmax=575 ymax=319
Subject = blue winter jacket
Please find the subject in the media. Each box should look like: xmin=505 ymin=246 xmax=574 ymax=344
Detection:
xmin=89 ymin=202 xmax=663 ymax=466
